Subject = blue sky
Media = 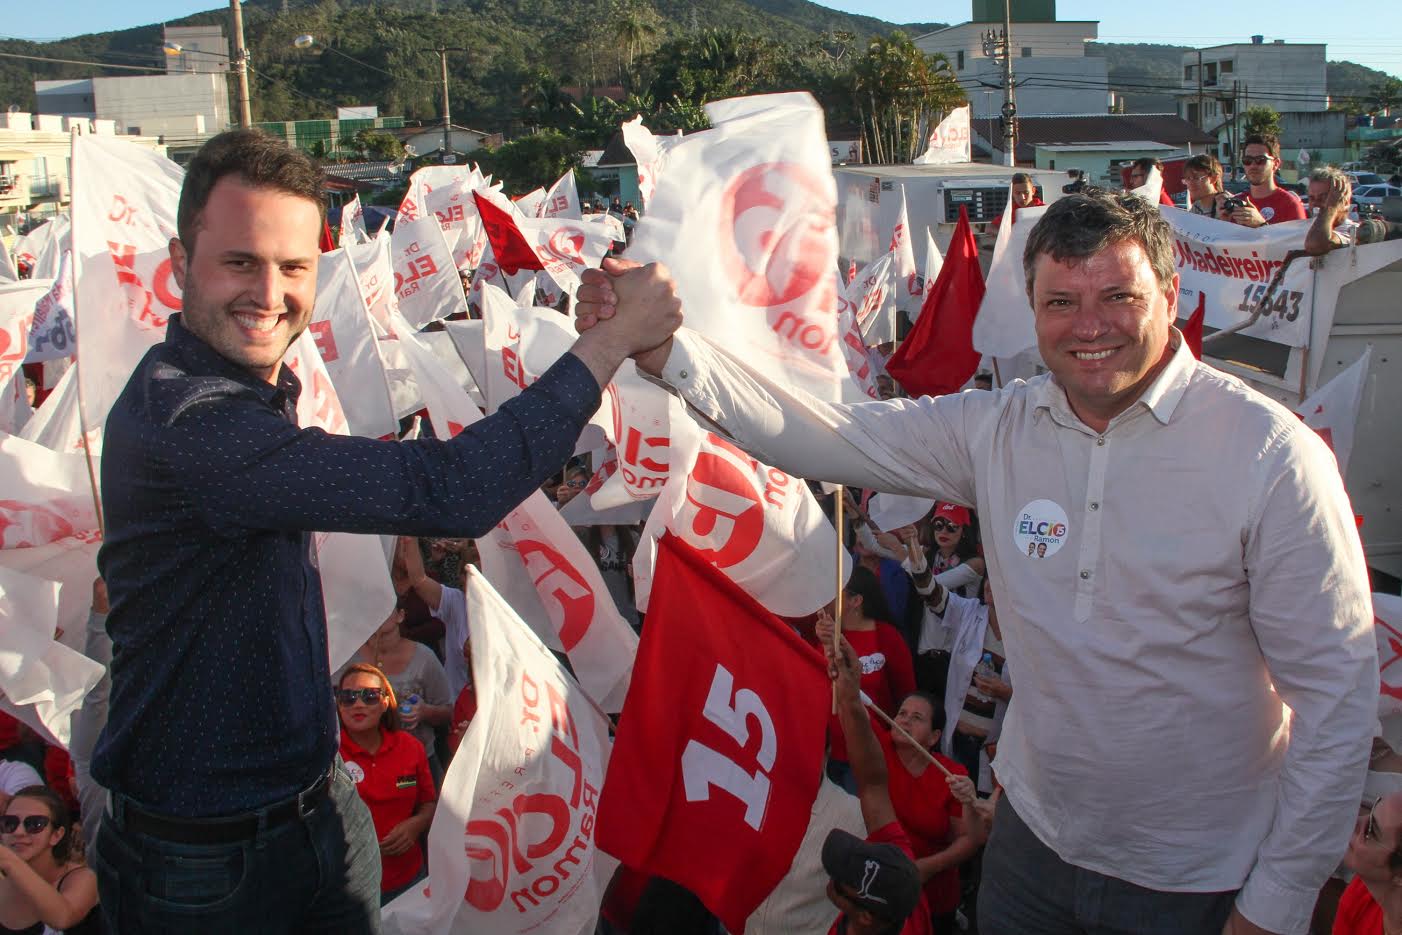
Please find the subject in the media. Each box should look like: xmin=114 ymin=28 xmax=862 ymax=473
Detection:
xmin=6 ymin=0 xmax=1400 ymax=78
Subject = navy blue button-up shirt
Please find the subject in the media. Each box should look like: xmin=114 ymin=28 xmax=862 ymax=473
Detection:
xmin=93 ymin=314 xmax=600 ymax=817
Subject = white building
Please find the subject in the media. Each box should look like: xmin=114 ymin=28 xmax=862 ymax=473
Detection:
xmin=1179 ymin=37 xmax=1328 ymax=129
xmin=35 ymin=71 xmax=230 ymax=141
xmin=915 ymin=19 xmax=1109 ymax=121
xmin=0 ymin=111 xmax=162 ymax=224
xmin=162 ymin=25 xmax=229 ymax=75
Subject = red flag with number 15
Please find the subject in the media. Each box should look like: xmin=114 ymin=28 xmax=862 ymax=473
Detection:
xmin=596 ymin=534 xmax=829 ymax=932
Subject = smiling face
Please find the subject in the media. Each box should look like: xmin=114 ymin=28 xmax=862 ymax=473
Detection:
xmin=1031 ymin=240 xmax=1178 ymax=432
xmin=1 ymin=796 xmax=62 ymax=864
xmin=337 ymin=669 xmax=389 ymax=733
xmin=1183 ymin=169 xmax=1219 ymax=204
xmin=170 ymin=176 xmax=321 ymax=384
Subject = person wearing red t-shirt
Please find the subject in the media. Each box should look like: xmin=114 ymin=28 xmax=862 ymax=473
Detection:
xmin=1226 ymin=134 xmax=1306 ymax=227
xmin=818 ymin=567 xmax=917 ymax=791
xmin=822 ymin=631 xmax=932 ymax=935
xmin=1333 ymin=791 xmax=1402 ymax=934
xmin=336 ymin=663 xmax=437 ymax=904
xmin=881 ymin=692 xmax=981 ymax=934
xmin=446 ymin=638 xmax=477 ymax=758
xmin=991 ymin=174 xmax=1045 ymax=233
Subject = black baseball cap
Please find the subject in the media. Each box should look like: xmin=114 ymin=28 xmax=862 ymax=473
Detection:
xmin=821 ymin=828 xmax=921 ymax=924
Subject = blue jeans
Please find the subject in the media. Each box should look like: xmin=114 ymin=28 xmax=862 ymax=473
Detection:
xmin=93 ymin=760 xmax=381 ymax=934
xmin=979 ymin=795 xmax=1238 ymax=935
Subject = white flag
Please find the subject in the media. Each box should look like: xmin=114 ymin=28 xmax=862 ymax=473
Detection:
xmin=0 ymin=235 xmax=16 ymax=282
xmin=347 ymin=228 xmax=399 ymax=327
xmin=1295 ymin=345 xmax=1371 ymax=477
xmin=587 ymin=363 xmax=674 ymax=508
xmin=310 ymin=248 xmax=398 ymax=439
xmin=0 ymin=566 xmax=104 ymax=748
xmin=29 ymin=215 xmax=70 ymax=281
xmin=391 ymin=217 xmax=468 ymax=328
xmin=0 ymin=280 xmax=41 ymax=387
xmin=0 ymin=373 xmax=31 ymax=435
xmin=972 ymin=202 xmax=1047 ymax=359
xmin=514 ymin=187 xmax=547 ymax=218
xmin=627 ymin=93 xmax=856 ymax=402
xmin=339 ymin=194 xmax=368 ymax=246
xmin=634 ymin=405 xmax=848 ymax=616
xmin=1373 ymin=592 xmax=1402 ymax=718
xmin=479 ymin=282 xmax=576 ymax=414
xmin=889 ymin=187 xmax=920 ymax=316
xmin=834 ymin=277 xmax=879 ymax=400
xmin=26 ymin=252 xmax=76 ymax=363
xmin=910 ymin=229 xmax=944 ymax=324
xmin=0 ymin=433 xmax=101 ymax=550
xmin=536 ymin=170 xmax=582 ymax=220
xmin=71 ymin=136 xmax=185 ymax=438
xmin=397 ymin=165 xmax=480 ymax=224
xmin=582 ymin=212 xmax=626 ymax=244
xmin=1130 ymin=166 xmax=1164 ymax=206
xmin=280 ymin=331 xmax=397 ymax=670
xmin=913 ymin=105 xmax=971 ymax=165
xmin=425 ymin=180 xmax=488 ymax=273
xmin=849 ymin=251 xmax=898 ymax=346
xmin=382 ymin=567 xmax=615 ymax=935
xmin=514 ymin=215 xmax=613 ymax=298
xmin=20 ymin=364 xmax=94 ymax=456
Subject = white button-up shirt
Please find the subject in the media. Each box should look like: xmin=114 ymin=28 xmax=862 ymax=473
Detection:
xmin=656 ymin=328 xmax=1377 ymax=934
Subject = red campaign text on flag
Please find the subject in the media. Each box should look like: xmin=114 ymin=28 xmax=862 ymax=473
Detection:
xmin=596 ymin=534 xmax=830 ymax=933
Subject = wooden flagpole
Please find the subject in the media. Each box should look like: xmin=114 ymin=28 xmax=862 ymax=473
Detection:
xmin=68 ymin=127 xmax=104 ymax=538
xmin=832 ymin=484 xmax=845 ymax=714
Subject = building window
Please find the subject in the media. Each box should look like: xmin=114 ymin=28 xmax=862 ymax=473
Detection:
xmin=957 ymin=51 xmax=965 ymax=70
xmin=1022 ymin=46 xmax=1032 ymax=57
xmin=1221 ymin=60 xmax=1234 ymax=73
xmin=1206 ymin=62 xmax=1218 ymax=82
xmin=1049 ymin=159 xmax=1056 ymax=170
xmin=1185 ymin=64 xmax=1194 ymax=81
xmin=1187 ymin=102 xmax=1199 ymax=125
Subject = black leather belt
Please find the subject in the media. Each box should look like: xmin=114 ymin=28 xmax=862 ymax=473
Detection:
xmin=116 ymin=768 xmax=334 ymax=845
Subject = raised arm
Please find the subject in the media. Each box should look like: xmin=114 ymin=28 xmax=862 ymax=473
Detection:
xmin=829 ymin=634 xmax=899 ymax=833
xmin=574 ymin=262 xmax=984 ymax=502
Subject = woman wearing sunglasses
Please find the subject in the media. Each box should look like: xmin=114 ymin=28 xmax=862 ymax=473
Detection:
xmin=924 ymin=502 xmax=984 ymax=599
xmin=0 ymin=785 xmax=100 ymax=934
xmin=336 ymin=664 xmax=437 ymax=906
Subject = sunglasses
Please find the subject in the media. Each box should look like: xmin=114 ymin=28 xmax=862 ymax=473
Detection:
xmin=931 ymin=519 xmax=963 ymax=533
xmin=336 ymin=688 xmax=386 ymax=707
xmin=564 ymin=479 xmax=587 ymax=488
xmin=1366 ymin=797 xmax=1384 ymax=843
xmin=1 ymin=814 xmax=51 ymax=834
xmin=1242 ymin=155 xmax=1272 ymax=166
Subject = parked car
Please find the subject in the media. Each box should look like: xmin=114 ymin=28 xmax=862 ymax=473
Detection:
xmin=1354 ymin=183 xmax=1402 ymax=207
xmin=1347 ymin=172 xmax=1387 ymax=188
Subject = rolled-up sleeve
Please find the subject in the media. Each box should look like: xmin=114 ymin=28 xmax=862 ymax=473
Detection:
xmin=1236 ymin=424 xmax=1377 ymax=934
xmin=658 ymin=329 xmax=981 ymax=504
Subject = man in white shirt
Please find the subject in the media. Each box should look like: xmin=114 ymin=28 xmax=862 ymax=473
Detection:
xmin=574 ymin=189 xmax=1377 ymax=935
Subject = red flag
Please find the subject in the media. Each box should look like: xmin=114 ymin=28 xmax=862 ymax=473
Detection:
xmin=472 ymin=191 xmax=545 ymax=277
xmin=1182 ymin=292 xmax=1205 ymax=360
xmin=319 ymin=218 xmax=336 ymax=254
xmin=885 ymin=206 xmax=986 ymax=398
xmin=596 ymin=534 xmax=830 ymax=933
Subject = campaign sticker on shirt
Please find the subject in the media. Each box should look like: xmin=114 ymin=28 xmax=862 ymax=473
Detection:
xmin=344 ymin=761 xmax=365 ymax=784
xmin=1261 ymin=206 xmax=1276 ymax=220
xmin=858 ymin=652 xmax=887 ymax=676
xmin=1013 ymin=499 xmax=1069 ymax=559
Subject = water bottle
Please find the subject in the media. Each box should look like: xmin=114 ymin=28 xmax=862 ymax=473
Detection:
xmin=973 ymin=652 xmax=995 ymax=702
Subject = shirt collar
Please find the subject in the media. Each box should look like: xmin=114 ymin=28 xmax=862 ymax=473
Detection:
xmin=1033 ymin=329 xmax=1197 ymax=430
xmin=165 ymin=313 xmax=302 ymax=408
xmin=339 ymin=725 xmax=394 ymax=758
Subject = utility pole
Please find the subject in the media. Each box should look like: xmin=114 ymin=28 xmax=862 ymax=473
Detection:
xmin=1196 ymin=49 xmax=1204 ymax=130
xmin=981 ymin=0 xmax=1017 ymax=167
xmin=420 ymin=47 xmax=466 ymax=164
xmin=229 ymin=0 xmax=252 ymax=127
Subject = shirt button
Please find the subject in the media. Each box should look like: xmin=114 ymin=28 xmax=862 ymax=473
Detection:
xmin=1096 ymin=437 xmax=1106 ymax=447
xmin=1080 ymin=570 xmax=1091 ymax=580
xmin=679 ymin=370 xmax=689 ymax=379
xmin=1089 ymin=501 xmax=1100 ymax=511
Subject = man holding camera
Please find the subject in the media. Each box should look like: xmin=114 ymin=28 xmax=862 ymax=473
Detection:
xmin=1224 ymin=134 xmax=1306 ymax=227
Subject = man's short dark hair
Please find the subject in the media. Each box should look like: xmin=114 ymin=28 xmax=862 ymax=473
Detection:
xmin=1131 ymin=156 xmax=1164 ymax=173
xmin=1023 ymin=189 xmax=1176 ymax=298
xmin=1243 ymin=134 xmax=1280 ymax=158
xmin=177 ymin=128 xmax=325 ymax=253
xmin=1011 ymin=172 xmax=1031 ymax=185
xmin=1184 ymin=153 xmax=1223 ymax=182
